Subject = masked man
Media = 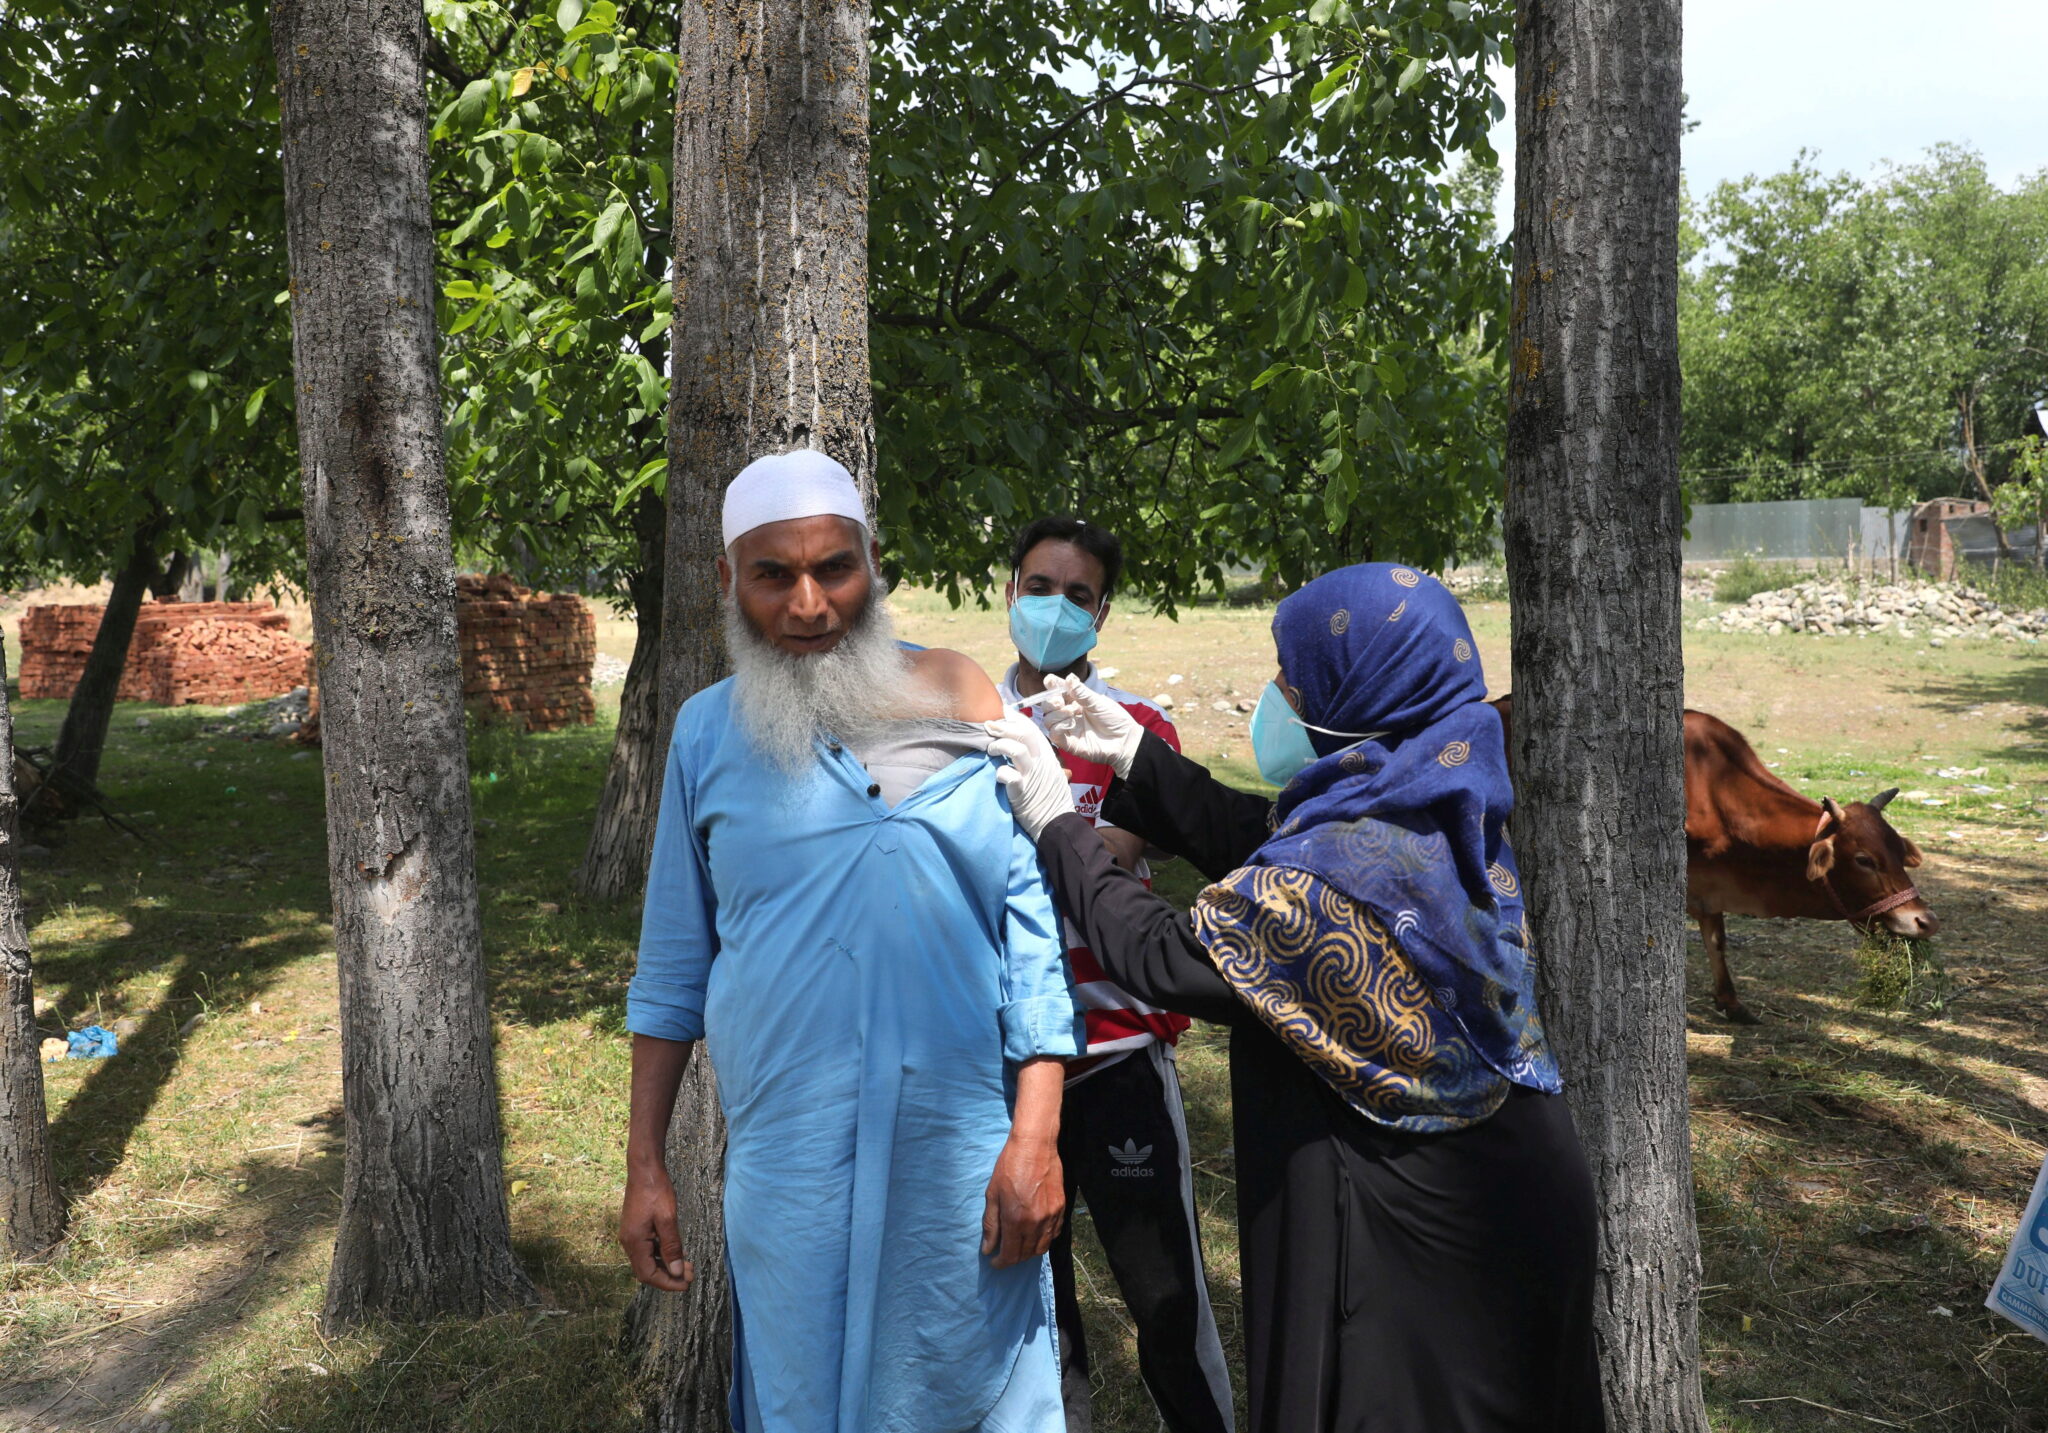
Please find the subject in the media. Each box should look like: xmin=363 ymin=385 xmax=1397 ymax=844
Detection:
xmin=620 ymin=452 xmax=1081 ymax=1432
xmin=999 ymin=517 xmax=1234 ymax=1433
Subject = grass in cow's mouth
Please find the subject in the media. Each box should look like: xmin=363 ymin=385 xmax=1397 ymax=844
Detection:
xmin=1855 ymin=933 xmax=1949 ymax=1012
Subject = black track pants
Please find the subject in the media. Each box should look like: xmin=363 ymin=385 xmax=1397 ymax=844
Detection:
xmin=1049 ymin=1042 xmax=1235 ymax=1433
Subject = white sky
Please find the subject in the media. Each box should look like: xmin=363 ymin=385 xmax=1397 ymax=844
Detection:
xmin=1487 ymin=0 xmax=2046 ymax=232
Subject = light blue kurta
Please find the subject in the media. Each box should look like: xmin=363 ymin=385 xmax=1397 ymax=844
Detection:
xmin=628 ymin=679 xmax=1081 ymax=1433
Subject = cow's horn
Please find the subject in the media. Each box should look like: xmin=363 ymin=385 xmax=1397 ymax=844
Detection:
xmin=1868 ymin=787 xmax=1898 ymax=811
xmin=1820 ymin=796 xmax=1845 ymax=823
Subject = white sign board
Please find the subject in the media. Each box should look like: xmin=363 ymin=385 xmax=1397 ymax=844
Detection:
xmin=1988 ymin=1150 xmax=2048 ymax=1344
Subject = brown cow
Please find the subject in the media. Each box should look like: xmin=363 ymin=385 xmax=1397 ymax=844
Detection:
xmin=1492 ymin=696 xmax=1937 ymax=1023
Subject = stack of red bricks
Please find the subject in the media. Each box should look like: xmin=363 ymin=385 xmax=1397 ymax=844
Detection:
xmin=18 ymin=600 xmax=310 ymax=706
xmin=454 ymin=574 xmax=596 ymax=732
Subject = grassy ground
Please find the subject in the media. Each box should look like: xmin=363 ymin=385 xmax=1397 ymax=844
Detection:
xmin=2 ymin=587 xmax=2045 ymax=1430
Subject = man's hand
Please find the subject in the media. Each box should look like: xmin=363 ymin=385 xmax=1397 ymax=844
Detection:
xmin=619 ymin=1164 xmax=695 ymax=1292
xmin=981 ymin=1132 xmax=1065 ymax=1269
xmin=622 ymin=1034 xmax=698 ymax=1292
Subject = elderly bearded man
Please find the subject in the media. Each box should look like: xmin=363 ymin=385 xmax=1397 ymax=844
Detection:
xmin=619 ymin=449 xmax=1081 ymax=1433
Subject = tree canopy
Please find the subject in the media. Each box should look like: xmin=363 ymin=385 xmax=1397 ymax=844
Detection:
xmin=1680 ymin=147 xmax=2048 ymax=511
xmin=0 ymin=0 xmax=302 ymax=589
xmin=868 ymin=0 xmax=1512 ymax=602
xmin=5 ymin=0 xmax=1515 ymax=608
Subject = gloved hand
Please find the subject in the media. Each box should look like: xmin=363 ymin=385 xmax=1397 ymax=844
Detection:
xmin=1035 ymin=673 xmax=1144 ymax=779
xmin=984 ymin=713 xmax=1077 ymax=842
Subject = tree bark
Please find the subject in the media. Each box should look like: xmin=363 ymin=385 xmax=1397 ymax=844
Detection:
xmin=1502 ymin=1 xmax=1707 ymax=1430
xmin=1959 ymin=394 xmax=2014 ymax=561
xmin=270 ymin=0 xmax=535 ymax=1328
xmin=627 ymin=2 xmax=874 ymax=1422
xmin=0 ymin=633 xmax=64 ymax=1262
xmin=573 ymin=488 xmax=666 ymax=902
xmin=43 ymin=535 xmax=156 ymax=808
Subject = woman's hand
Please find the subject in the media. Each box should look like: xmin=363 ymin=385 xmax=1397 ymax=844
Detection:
xmin=985 ymin=713 xmax=1077 ymax=841
xmin=1036 ymin=673 xmax=1145 ymax=779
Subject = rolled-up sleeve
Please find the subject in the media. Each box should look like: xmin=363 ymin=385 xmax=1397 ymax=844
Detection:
xmin=626 ymin=730 xmax=717 ymax=1041
xmin=997 ymin=818 xmax=1083 ymax=1063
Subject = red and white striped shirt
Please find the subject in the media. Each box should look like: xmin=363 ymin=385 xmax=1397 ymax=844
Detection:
xmin=999 ymin=663 xmax=1192 ymax=1082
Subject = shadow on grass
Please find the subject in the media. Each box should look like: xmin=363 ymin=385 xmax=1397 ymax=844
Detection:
xmin=1909 ymin=647 xmax=2048 ymax=771
xmin=0 ymin=1141 xmax=344 ymax=1429
xmin=1687 ymin=996 xmax=2048 ymax=1429
xmin=41 ymin=907 xmax=332 ymax=1195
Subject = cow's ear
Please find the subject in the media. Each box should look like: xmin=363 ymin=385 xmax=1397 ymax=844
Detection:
xmin=1805 ymin=834 xmax=1836 ymax=883
xmin=1901 ymin=837 xmax=1923 ymax=869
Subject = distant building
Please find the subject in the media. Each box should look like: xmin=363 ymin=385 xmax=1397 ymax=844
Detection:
xmin=1908 ymin=497 xmax=1990 ymax=578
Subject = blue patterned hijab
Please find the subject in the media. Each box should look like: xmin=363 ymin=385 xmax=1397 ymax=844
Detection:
xmin=1245 ymin=563 xmax=1559 ymax=1094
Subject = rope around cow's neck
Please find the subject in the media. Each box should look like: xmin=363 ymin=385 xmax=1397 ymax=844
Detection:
xmin=1811 ymin=809 xmax=1921 ymax=926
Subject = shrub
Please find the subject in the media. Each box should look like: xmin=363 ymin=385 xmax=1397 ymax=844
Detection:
xmin=1713 ymin=555 xmax=1800 ymax=604
xmin=1956 ymin=558 xmax=2048 ymax=614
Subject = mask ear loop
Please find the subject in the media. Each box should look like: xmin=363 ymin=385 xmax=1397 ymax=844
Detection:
xmin=1009 ymin=573 xmax=1111 ymax=624
xmin=1289 ymin=716 xmax=1387 ymax=742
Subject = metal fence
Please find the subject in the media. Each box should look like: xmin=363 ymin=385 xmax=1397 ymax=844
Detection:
xmin=1682 ymin=498 xmax=1909 ymax=563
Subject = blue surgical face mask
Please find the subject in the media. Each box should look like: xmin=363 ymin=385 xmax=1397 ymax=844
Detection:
xmin=1250 ymin=681 xmax=1385 ymax=788
xmin=1010 ymin=592 xmax=1104 ymax=673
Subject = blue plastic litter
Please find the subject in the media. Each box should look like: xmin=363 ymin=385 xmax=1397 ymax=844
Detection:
xmin=66 ymin=1025 xmax=118 ymax=1059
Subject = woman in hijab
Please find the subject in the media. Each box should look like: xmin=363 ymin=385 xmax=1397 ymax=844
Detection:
xmin=987 ymin=563 xmax=1604 ymax=1433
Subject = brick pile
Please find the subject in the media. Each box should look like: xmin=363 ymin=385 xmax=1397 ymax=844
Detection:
xmin=454 ymin=574 xmax=596 ymax=731
xmin=140 ymin=618 xmax=313 ymax=706
xmin=19 ymin=600 xmax=310 ymax=706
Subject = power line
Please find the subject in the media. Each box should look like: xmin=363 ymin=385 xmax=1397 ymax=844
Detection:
xmin=1681 ymin=442 xmax=2031 ymax=482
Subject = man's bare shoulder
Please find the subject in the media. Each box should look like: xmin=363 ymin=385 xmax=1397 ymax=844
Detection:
xmin=907 ymin=647 xmax=1003 ymax=722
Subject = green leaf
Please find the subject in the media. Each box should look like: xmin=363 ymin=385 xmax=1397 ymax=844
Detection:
xmin=593 ymin=200 xmax=630 ymax=257
xmin=555 ymin=0 xmax=585 ymax=34
xmin=244 ymin=384 xmax=269 ymax=424
xmin=1309 ymin=59 xmax=1355 ymax=106
xmin=453 ymin=77 xmax=493 ymax=131
xmin=1216 ymin=421 xmax=1258 ymax=467
xmin=1396 ymin=56 xmax=1427 ymax=94
xmin=1250 ymin=362 xmax=1291 ymax=391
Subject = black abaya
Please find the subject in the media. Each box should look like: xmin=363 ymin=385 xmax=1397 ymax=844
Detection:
xmin=1035 ymin=733 xmax=1605 ymax=1433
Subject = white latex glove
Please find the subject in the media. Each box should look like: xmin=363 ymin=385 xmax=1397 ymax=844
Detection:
xmin=984 ymin=713 xmax=1078 ymax=842
xmin=1034 ymin=672 xmax=1144 ymax=779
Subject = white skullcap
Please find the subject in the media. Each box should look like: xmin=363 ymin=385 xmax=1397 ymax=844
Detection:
xmin=721 ymin=449 xmax=868 ymax=548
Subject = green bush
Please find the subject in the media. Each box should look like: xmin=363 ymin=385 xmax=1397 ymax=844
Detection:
xmin=1957 ymin=558 xmax=2048 ymax=613
xmin=1713 ymin=555 xmax=1801 ymax=604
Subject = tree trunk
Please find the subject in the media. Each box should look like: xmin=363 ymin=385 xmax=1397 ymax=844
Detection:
xmin=0 ymin=633 xmax=64 ymax=1262
xmin=573 ymin=489 xmax=666 ymax=902
xmin=43 ymin=535 xmax=156 ymax=809
xmin=150 ymin=551 xmax=192 ymax=601
xmin=627 ymin=1 xmax=875 ymax=1422
xmin=270 ymin=0 xmax=535 ymax=1328
xmin=1959 ymin=394 xmax=2014 ymax=562
xmin=1502 ymin=1 xmax=1708 ymax=1430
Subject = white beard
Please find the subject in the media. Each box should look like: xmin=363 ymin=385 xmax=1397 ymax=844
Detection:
xmin=723 ymin=574 xmax=941 ymax=774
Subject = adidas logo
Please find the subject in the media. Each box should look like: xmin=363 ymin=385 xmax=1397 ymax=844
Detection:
xmin=1108 ymin=1138 xmax=1155 ymax=1177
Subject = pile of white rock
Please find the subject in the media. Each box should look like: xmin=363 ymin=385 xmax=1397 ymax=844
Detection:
xmin=1699 ymin=579 xmax=2048 ymax=643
